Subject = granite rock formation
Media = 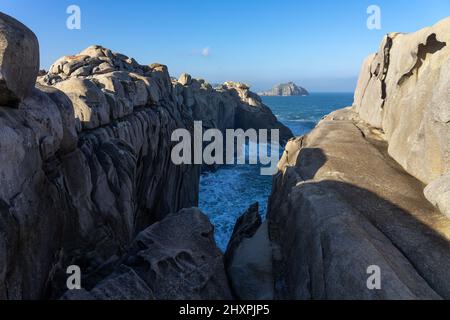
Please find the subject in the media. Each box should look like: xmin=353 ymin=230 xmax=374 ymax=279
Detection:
xmin=0 ymin=13 xmax=291 ymax=300
xmin=266 ymin=17 xmax=450 ymax=299
xmin=259 ymin=82 xmax=309 ymax=96
xmin=62 ymin=208 xmax=232 ymax=300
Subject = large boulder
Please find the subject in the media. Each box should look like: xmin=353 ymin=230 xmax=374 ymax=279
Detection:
xmin=62 ymin=208 xmax=233 ymax=300
xmin=224 ymin=202 xmax=261 ymax=267
xmin=0 ymin=12 xmax=39 ymax=107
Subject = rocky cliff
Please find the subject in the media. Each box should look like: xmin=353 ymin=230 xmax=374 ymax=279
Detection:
xmin=257 ymin=17 xmax=450 ymax=299
xmin=0 ymin=12 xmax=291 ymax=299
xmin=259 ymin=82 xmax=309 ymax=96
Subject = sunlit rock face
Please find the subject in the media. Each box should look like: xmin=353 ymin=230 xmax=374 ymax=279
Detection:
xmin=353 ymin=18 xmax=450 ymax=189
xmin=266 ymin=17 xmax=450 ymax=300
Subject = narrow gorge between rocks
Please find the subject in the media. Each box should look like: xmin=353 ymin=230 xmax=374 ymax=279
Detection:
xmin=199 ymin=94 xmax=354 ymax=250
xmin=0 ymin=11 xmax=450 ymax=301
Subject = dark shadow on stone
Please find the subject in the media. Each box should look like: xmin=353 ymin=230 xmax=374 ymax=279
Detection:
xmin=295 ymin=148 xmax=328 ymax=181
xmin=398 ymin=33 xmax=447 ymax=86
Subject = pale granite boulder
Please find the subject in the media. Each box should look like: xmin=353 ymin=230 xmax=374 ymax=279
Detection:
xmin=226 ymin=221 xmax=274 ymax=300
xmin=353 ymin=18 xmax=450 ymax=185
xmin=55 ymin=78 xmax=111 ymax=130
xmin=268 ymin=109 xmax=450 ymax=299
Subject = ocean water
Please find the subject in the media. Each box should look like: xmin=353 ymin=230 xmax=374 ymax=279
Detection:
xmin=199 ymin=93 xmax=354 ymax=250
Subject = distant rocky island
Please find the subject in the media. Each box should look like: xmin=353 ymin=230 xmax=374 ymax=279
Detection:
xmin=259 ymin=82 xmax=309 ymax=96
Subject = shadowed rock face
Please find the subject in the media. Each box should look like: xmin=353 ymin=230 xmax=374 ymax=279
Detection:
xmin=62 ymin=208 xmax=233 ymax=300
xmin=0 ymin=13 xmax=291 ymax=300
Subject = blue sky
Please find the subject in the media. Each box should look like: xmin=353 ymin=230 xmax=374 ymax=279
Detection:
xmin=1 ymin=0 xmax=449 ymax=91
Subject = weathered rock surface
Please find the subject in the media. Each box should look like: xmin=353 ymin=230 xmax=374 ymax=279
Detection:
xmin=353 ymin=18 xmax=450 ymax=206
xmin=262 ymin=17 xmax=450 ymax=301
xmin=268 ymin=108 xmax=450 ymax=299
xmin=424 ymin=173 xmax=450 ymax=219
xmin=62 ymin=208 xmax=233 ymax=300
xmin=0 ymin=12 xmax=39 ymax=107
xmin=259 ymin=82 xmax=309 ymax=97
xmin=0 ymin=13 xmax=291 ymax=300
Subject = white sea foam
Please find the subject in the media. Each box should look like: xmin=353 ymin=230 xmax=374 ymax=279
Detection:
xmin=199 ymin=94 xmax=354 ymax=250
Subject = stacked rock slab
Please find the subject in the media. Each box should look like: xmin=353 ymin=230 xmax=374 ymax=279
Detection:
xmin=0 ymin=12 xmax=291 ymax=299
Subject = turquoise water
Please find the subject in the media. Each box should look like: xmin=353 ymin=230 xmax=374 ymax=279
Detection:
xmin=199 ymin=93 xmax=354 ymax=250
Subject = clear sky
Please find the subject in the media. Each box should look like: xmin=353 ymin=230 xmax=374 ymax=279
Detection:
xmin=1 ymin=0 xmax=449 ymax=92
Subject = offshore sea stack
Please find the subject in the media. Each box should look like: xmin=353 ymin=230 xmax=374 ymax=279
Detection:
xmin=266 ymin=17 xmax=450 ymax=299
xmin=259 ymin=82 xmax=309 ymax=97
xmin=0 ymin=12 xmax=291 ymax=299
